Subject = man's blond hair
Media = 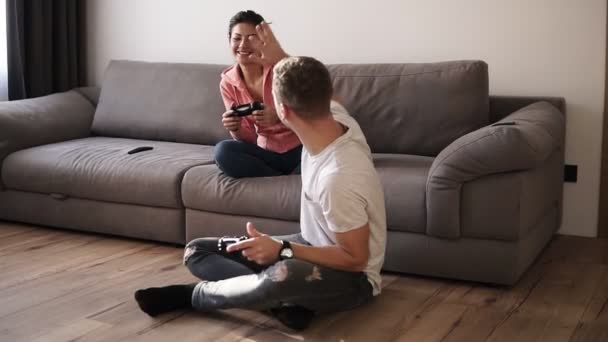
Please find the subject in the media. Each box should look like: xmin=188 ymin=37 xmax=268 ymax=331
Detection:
xmin=272 ymin=56 xmax=333 ymax=119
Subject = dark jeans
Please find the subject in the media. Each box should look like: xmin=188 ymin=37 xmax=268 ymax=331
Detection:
xmin=213 ymin=140 xmax=302 ymax=178
xmin=183 ymin=234 xmax=373 ymax=313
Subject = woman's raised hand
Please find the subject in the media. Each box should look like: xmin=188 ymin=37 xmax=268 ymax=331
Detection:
xmin=248 ymin=22 xmax=289 ymax=66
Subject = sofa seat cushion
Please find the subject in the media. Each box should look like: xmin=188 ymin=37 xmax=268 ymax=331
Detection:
xmin=2 ymin=137 xmax=215 ymax=208
xmin=182 ymin=164 xmax=302 ymax=221
xmin=182 ymin=154 xmax=433 ymax=234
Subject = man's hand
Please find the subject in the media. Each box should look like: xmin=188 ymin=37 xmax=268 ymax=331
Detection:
xmin=247 ymin=22 xmax=289 ymax=66
xmin=226 ymin=222 xmax=283 ymax=265
xmin=252 ymin=106 xmax=280 ymax=126
xmin=222 ymin=109 xmax=241 ymax=132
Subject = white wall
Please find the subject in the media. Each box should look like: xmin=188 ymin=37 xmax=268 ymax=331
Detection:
xmin=86 ymin=0 xmax=606 ymax=237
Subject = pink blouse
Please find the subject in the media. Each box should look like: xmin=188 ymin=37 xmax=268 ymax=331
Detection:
xmin=219 ymin=64 xmax=301 ymax=154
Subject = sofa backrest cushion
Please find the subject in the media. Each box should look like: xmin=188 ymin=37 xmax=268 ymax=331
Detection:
xmin=92 ymin=60 xmax=230 ymax=145
xmin=327 ymin=60 xmax=489 ymax=156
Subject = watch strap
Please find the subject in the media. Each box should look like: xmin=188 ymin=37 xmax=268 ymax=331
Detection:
xmin=279 ymin=240 xmax=292 ymax=260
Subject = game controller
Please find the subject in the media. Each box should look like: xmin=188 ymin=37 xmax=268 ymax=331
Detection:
xmin=230 ymin=101 xmax=264 ymax=117
xmin=217 ymin=235 xmax=249 ymax=252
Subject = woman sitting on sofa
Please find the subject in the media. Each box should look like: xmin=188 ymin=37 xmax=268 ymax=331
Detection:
xmin=215 ymin=10 xmax=302 ymax=178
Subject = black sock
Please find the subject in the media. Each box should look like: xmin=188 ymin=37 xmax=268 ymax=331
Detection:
xmin=134 ymin=284 xmax=196 ymax=317
xmin=270 ymin=305 xmax=315 ymax=331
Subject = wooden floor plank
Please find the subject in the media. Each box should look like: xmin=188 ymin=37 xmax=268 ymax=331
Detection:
xmin=0 ymin=251 xmax=194 ymax=340
xmin=0 ymin=222 xmax=37 ymax=238
xmin=394 ymin=302 xmax=469 ymax=342
xmin=0 ymin=237 xmax=151 ymax=290
xmin=125 ymin=311 xmax=269 ymax=342
xmin=486 ymin=261 xmax=606 ymax=342
xmin=440 ymin=307 xmax=509 ymax=342
xmin=541 ymin=235 xmax=608 ymax=265
xmin=0 ymin=228 xmax=65 ymax=251
xmin=0 ymin=245 xmax=174 ymax=317
xmin=1 ymin=221 xmax=607 ymax=342
xmin=569 ymin=268 xmax=608 ymax=342
xmin=29 ymin=319 xmax=112 ymax=342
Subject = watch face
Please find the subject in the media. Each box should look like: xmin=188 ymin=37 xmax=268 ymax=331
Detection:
xmin=281 ymin=248 xmax=293 ymax=259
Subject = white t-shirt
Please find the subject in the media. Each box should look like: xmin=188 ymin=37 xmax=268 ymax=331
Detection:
xmin=300 ymin=101 xmax=387 ymax=295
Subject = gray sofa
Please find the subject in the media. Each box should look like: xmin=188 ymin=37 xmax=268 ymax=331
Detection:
xmin=0 ymin=60 xmax=565 ymax=285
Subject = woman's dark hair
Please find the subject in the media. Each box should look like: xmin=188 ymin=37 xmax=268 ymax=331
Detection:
xmin=228 ymin=10 xmax=265 ymax=38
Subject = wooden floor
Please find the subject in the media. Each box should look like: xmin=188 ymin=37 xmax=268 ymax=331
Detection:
xmin=0 ymin=222 xmax=607 ymax=342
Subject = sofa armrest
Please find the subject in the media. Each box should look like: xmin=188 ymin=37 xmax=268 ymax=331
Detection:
xmin=74 ymin=86 xmax=101 ymax=107
xmin=426 ymin=101 xmax=565 ymax=239
xmin=490 ymin=95 xmax=565 ymax=122
xmin=0 ymin=90 xmax=95 ymax=176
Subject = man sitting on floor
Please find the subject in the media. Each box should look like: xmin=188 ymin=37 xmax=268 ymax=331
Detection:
xmin=134 ymin=54 xmax=387 ymax=330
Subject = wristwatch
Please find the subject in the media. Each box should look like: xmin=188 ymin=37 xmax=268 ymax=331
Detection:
xmin=279 ymin=240 xmax=294 ymax=260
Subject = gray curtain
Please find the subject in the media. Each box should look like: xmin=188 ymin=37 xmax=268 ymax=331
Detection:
xmin=6 ymin=0 xmax=85 ymax=100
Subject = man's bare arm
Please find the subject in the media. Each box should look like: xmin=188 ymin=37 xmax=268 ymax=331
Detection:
xmin=227 ymin=222 xmax=370 ymax=272
xmin=291 ymin=223 xmax=370 ymax=272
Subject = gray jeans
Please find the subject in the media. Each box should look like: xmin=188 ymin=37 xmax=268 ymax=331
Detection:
xmin=183 ymin=233 xmax=373 ymax=313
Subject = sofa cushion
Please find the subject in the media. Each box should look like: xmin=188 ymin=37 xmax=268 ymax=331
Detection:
xmin=182 ymin=164 xmax=302 ymax=221
xmin=92 ymin=60 xmax=230 ymax=145
xmin=182 ymin=154 xmax=433 ymax=234
xmin=327 ymin=61 xmax=489 ymax=156
xmin=1 ymin=137 xmax=215 ymax=208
